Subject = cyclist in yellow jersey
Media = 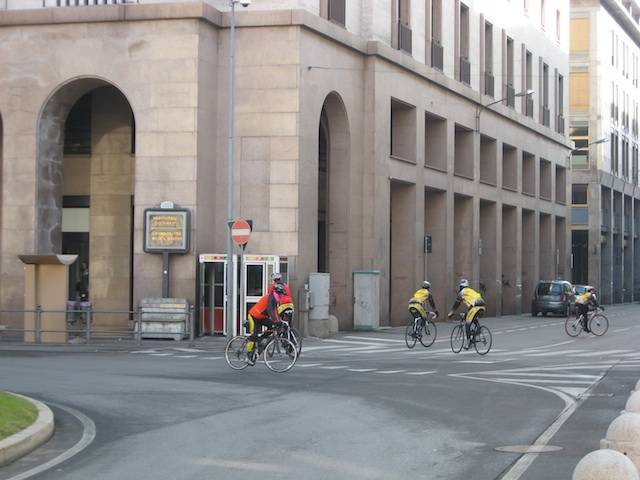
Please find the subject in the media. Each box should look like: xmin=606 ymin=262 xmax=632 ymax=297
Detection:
xmin=575 ymin=286 xmax=601 ymax=333
xmin=447 ymin=279 xmax=486 ymax=349
xmin=408 ymin=281 xmax=439 ymax=325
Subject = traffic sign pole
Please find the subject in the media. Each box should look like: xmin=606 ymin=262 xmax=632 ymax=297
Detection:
xmin=229 ymin=218 xmax=252 ymax=334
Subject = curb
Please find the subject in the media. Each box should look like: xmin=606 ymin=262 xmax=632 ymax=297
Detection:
xmin=0 ymin=393 xmax=54 ymax=467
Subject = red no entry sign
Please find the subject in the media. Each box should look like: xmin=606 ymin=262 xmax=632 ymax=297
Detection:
xmin=231 ymin=218 xmax=251 ymax=246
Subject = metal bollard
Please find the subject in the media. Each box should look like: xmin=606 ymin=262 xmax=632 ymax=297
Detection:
xmin=136 ymin=305 xmax=143 ymax=346
xmin=188 ymin=305 xmax=195 ymax=348
xmin=86 ymin=307 xmax=92 ymax=345
xmin=573 ymin=449 xmax=639 ymax=480
xmin=600 ymin=413 xmax=640 ymax=471
xmin=35 ymin=305 xmax=42 ymax=344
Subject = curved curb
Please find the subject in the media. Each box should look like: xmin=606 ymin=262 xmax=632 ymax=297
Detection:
xmin=0 ymin=393 xmax=54 ymax=467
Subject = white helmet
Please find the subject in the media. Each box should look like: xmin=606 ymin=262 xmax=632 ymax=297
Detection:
xmin=271 ymin=272 xmax=283 ymax=283
xmin=422 ymin=281 xmax=431 ymax=289
xmin=458 ymin=279 xmax=469 ymax=290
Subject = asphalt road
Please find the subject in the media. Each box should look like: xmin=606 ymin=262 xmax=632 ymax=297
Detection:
xmin=1 ymin=305 xmax=639 ymax=480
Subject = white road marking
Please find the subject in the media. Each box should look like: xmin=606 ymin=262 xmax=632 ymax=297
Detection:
xmin=175 ymin=355 xmax=198 ymax=358
xmin=404 ymin=371 xmax=436 ymax=376
xmin=129 ymin=349 xmax=158 ymax=354
xmin=343 ymin=335 xmax=406 ymax=343
xmin=6 ymin=402 xmax=96 ymax=480
xmin=347 ymin=368 xmax=376 ymax=372
xmin=296 ymin=363 xmax=323 ymax=367
xmin=456 ymin=360 xmax=495 ymax=364
xmin=319 ymin=366 xmax=348 ymax=370
xmin=375 ymin=370 xmax=406 ymax=374
xmin=302 ymin=345 xmax=350 ymax=352
xmin=321 ymin=339 xmax=391 ymax=346
xmin=200 ymin=356 xmax=221 ymax=360
xmin=494 ymin=378 xmax=594 ymax=385
xmin=525 ymin=349 xmax=585 ymax=357
xmin=612 ymin=327 xmax=632 ymax=333
xmin=174 ymin=348 xmax=205 ymax=353
xmin=568 ymin=349 xmax=630 ymax=357
xmin=149 ymin=353 xmax=173 ymax=357
xmin=480 ymin=372 xmax=599 ymax=379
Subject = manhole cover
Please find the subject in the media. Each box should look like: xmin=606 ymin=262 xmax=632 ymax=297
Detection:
xmin=495 ymin=445 xmax=563 ymax=454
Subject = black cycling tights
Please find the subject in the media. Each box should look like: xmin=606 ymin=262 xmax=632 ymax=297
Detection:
xmin=466 ymin=318 xmax=480 ymax=341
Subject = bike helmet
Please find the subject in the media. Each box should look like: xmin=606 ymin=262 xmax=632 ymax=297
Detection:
xmin=271 ymin=272 xmax=283 ymax=283
xmin=274 ymin=284 xmax=286 ymax=294
xmin=422 ymin=281 xmax=431 ymax=289
xmin=588 ymin=286 xmax=596 ymax=293
xmin=458 ymin=279 xmax=469 ymax=291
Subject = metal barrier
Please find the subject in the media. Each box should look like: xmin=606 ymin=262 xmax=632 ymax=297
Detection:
xmin=0 ymin=305 xmax=196 ymax=347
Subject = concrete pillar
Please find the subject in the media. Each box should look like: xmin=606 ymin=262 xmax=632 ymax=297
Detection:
xmin=556 ymin=216 xmax=567 ymax=279
xmin=89 ymin=88 xmax=134 ymax=322
xmin=425 ymin=188 xmax=447 ymax=306
xmin=588 ymin=181 xmax=602 ymax=289
xmin=613 ymin=191 xmax=623 ymax=303
xmin=624 ymin=195 xmax=632 ymax=302
xmin=480 ymin=200 xmax=497 ymax=315
xmin=601 ymin=187 xmax=613 ymax=303
xmin=389 ymin=181 xmax=416 ymax=326
xmin=522 ymin=209 xmax=536 ymax=312
xmin=540 ymin=213 xmax=553 ymax=280
xmin=634 ymin=199 xmax=640 ymax=301
xmin=454 ymin=194 xmax=473 ymax=289
xmin=502 ymin=204 xmax=518 ymax=314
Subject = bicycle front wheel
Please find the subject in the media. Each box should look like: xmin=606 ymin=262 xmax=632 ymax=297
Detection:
xmin=474 ymin=326 xmax=492 ymax=355
xmin=450 ymin=324 xmax=464 ymax=353
xmin=225 ymin=335 xmax=250 ymax=370
xmin=420 ymin=319 xmax=437 ymax=347
xmin=589 ymin=313 xmax=609 ymax=336
xmin=565 ymin=317 xmax=582 ymax=337
xmin=405 ymin=321 xmax=418 ymax=349
xmin=264 ymin=337 xmax=298 ymax=373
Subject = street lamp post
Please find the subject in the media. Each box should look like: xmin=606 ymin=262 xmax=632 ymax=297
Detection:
xmin=226 ymin=0 xmax=250 ymax=335
xmin=475 ymin=89 xmax=535 ymax=132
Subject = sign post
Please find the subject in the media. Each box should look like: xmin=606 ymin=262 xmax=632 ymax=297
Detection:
xmin=144 ymin=205 xmax=191 ymax=298
xmin=230 ymin=218 xmax=252 ymax=333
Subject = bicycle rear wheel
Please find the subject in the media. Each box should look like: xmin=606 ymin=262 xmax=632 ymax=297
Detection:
xmin=289 ymin=327 xmax=303 ymax=355
xmin=589 ymin=313 xmax=609 ymax=336
xmin=473 ymin=326 xmax=492 ymax=355
xmin=564 ymin=317 xmax=582 ymax=337
xmin=450 ymin=324 xmax=464 ymax=353
xmin=264 ymin=337 xmax=298 ymax=373
xmin=419 ymin=319 xmax=437 ymax=347
xmin=405 ymin=321 xmax=418 ymax=349
xmin=225 ymin=335 xmax=250 ymax=370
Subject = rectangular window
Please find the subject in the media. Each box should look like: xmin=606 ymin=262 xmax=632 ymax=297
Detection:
xmin=459 ymin=2 xmax=470 ymax=84
xmin=396 ymin=0 xmax=412 ymax=53
xmin=525 ymin=50 xmax=533 ymax=116
xmin=430 ymin=0 xmax=443 ymax=69
xmin=572 ymin=184 xmax=588 ymax=205
xmin=484 ymin=21 xmax=494 ymax=96
xmin=506 ymin=37 xmax=514 ymax=87
xmin=557 ymin=74 xmax=564 ymax=133
xmin=327 ymin=0 xmax=346 ymax=26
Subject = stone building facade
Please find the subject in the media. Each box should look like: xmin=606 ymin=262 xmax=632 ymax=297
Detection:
xmin=0 ymin=0 xmax=572 ymax=331
xmin=570 ymin=0 xmax=640 ymax=304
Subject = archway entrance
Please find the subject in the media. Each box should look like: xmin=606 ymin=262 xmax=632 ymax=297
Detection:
xmin=317 ymin=93 xmax=350 ymax=327
xmin=38 ymin=80 xmax=135 ymax=324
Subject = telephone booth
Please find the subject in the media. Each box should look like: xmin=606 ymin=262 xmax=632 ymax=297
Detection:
xmin=198 ymin=253 xmax=284 ymax=336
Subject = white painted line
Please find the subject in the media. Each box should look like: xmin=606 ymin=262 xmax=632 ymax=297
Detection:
xmin=321 ymin=339 xmax=390 ymax=346
xmin=405 ymin=348 xmax=451 ymax=355
xmin=347 ymin=368 xmax=376 ymax=372
xmin=343 ymin=335 xmax=406 ymax=343
xmin=480 ymin=372 xmax=599 ymax=379
xmin=6 ymin=402 xmax=96 ymax=480
xmin=617 ymin=352 xmax=640 ymax=358
xmin=525 ymin=350 xmax=585 ymax=357
xmin=457 ymin=360 xmax=495 ymax=364
xmin=200 ymin=356 xmax=221 ymax=360
xmin=175 ymin=355 xmax=198 ymax=358
xmin=612 ymin=327 xmax=631 ymax=333
xmin=375 ymin=370 xmax=406 ymax=374
xmin=296 ymin=363 xmax=323 ymax=368
xmin=149 ymin=353 xmax=173 ymax=357
xmin=538 ymin=340 xmax=576 ymax=349
xmin=404 ymin=371 xmax=436 ymax=376
xmin=174 ymin=348 xmax=205 ymax=353
xmin=569 ymin=350 xmax=630 ymax=357
xmin=496 ymin=378 xmax=594 ymax=385
xmin=319 ymin=366 xmax=348 ymax=370
xmin=301 ymin=345 xmax=349 ymax=352
xmin=129 ymin=349 xmax=157 ymax=354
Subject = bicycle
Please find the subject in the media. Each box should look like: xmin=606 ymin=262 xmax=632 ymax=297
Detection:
xmin=405 ymin=310 xmax=437 ymax=349
xmin=565 ymin=307 xmax=608 ymax=337
xmin=225 ymin=321 xmax=298 ymax=373
xmin=450 ymin=312 xmax=492 ymax=355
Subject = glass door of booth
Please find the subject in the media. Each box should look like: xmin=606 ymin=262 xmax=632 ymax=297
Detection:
xmin=240 ymin=255 xmax=279 ymax=334
xmin=199 ymin=254 xmax=237 ymax=336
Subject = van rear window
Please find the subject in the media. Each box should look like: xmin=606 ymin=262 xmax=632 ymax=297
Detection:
xmin=537 ymin=283 xmax=562 ymax=295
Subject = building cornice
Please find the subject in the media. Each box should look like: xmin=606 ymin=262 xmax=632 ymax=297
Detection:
xmin=0 ymin=1 xmax=572 ymax=150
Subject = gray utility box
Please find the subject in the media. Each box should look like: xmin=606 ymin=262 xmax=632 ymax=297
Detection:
xmin=353 ymin=270 xmax=381 ymax=330
xmin=137 ymin=298 xmax=189 ymax=341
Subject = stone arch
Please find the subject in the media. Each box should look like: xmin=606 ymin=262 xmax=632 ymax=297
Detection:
xmin=317 ymin=91 xmax=351 ymax=327
xmin=37 ymin=77 xmax=136 ymax=315
xmin=36 ymin=77 xmax=136 ymax=253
